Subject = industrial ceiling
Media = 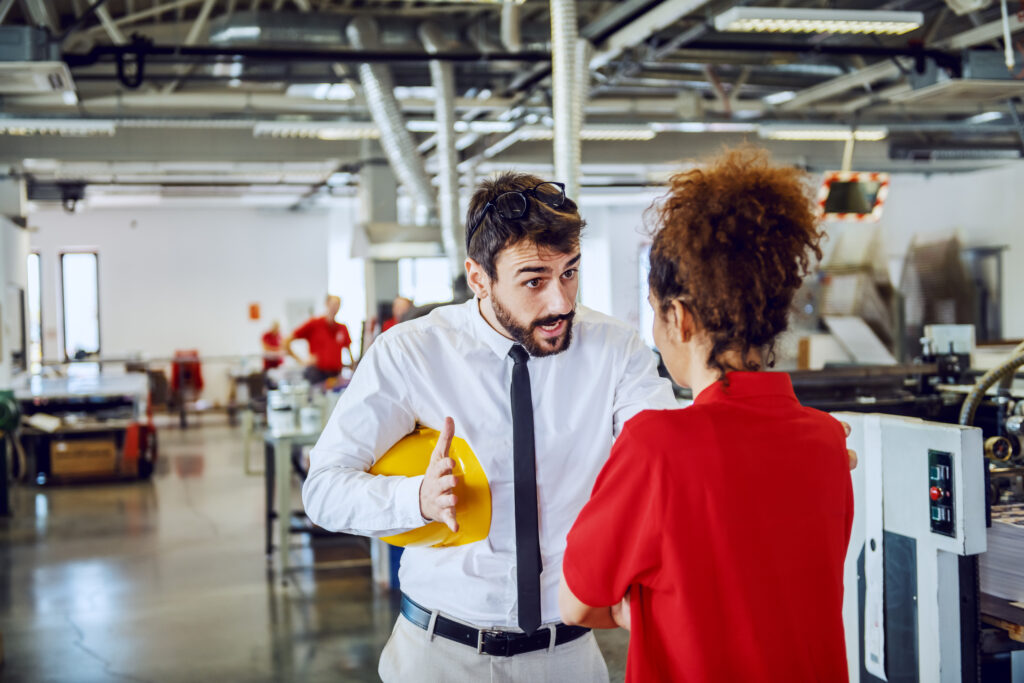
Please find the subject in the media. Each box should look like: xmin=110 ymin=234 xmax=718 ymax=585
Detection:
xmin=3 ymin=0 xmax=1024 ymax=205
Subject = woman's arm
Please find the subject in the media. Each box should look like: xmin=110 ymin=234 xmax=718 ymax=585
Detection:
xmin=558 ymin=567 xmax=628 ymax=629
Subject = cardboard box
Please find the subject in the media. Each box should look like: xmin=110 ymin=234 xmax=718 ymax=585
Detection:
xmin=50 ymin=439 xmax=118 ymax=477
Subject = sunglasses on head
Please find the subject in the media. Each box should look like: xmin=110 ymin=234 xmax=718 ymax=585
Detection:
xmin=465 ymin=181 xmax=567 ymax=250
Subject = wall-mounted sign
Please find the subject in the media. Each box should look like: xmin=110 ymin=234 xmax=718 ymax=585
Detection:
xmin=818 ymin=171 xmax=890 ymax=222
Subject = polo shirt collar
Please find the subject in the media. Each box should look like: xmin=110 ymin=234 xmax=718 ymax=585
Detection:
xmin=467 ymin=297 xmax=518 ymax=360
xmin=693 ymin=371 xmax=797 ymax=406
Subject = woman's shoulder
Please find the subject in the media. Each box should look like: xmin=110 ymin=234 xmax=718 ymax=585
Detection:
xmin=621 ymin=405 xmax=714 ymax=445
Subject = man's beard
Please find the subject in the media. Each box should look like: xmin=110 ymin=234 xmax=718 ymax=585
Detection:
xmin=491 ymin=293 xmax=575 ymax=357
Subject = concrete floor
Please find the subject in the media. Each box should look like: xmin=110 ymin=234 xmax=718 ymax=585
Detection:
xmin=0 ymin=418 xmax=628 ymax=682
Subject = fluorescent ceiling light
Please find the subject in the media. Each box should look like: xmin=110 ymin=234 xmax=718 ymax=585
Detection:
xmin=253 ymin=121 xmax=379 ymax=140
xmin=0 ymin=119 xmax=115 ymax=137
xmin=763 ymin=90 xmax=797 ymax=106
xmin=393 ymin=86 xmax=437 ymax=100
xmin=406 ymin=120 xmax=515 ymax=134
xmin=285 ymin=83 xmax=356 ymax=100
xmin=212 ymin=26 xmax=261 ymax=42
xmin=715 ymin=7 xmax=923 ymax=35
xmin=759 ymin=125 xmax=888 ymax=141
xmin=518 ymin=125 xmax=657 ymax=142
xmin=61 ymin=91 xmax=79 ymax=105
xmin=649 ymin=121 xmax=757 ymax=134
xmin=965 ymin=111 xmax=1004 ymax=124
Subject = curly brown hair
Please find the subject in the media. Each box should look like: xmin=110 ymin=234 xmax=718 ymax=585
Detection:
xmin=647 ymin=146 xmax=823 ymax=379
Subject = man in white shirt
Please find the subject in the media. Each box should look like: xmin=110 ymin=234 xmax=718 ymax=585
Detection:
xmin=303 ymin=172 xmax=677 ymax=681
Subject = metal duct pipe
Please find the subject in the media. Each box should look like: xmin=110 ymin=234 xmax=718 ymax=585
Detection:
xmin=420 ymin=21 xmax=465 ymax=280
xmin=550 ymin=0 xmax=581 ymax=200
xmin=347 ymin=16 xmax=437 ymax=225
xmin=501 ymin=0 xmax=522 ymax=52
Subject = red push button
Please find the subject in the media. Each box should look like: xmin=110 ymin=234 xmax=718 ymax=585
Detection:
xmin=930 ymin=486 xmax=942 ymax=501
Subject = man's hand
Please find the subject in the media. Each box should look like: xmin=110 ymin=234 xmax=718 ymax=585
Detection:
xmin=841 ymin=421 xmax=858 ymax=470
xmin=611 ymin=591 xmax=631 ymax=631
xmin=419 ymin=417 xmax=459 ymax=532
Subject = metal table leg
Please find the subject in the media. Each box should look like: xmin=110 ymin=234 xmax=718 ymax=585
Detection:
xmin=276 ymin=436 xmax=292 ymax=582
xmin=264 ymin=439 xmax=274 ymax=557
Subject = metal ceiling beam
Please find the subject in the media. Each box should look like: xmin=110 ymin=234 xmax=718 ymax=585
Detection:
xmin=64 ymin=43 xmax=551 ymax=68
xmin=589 ymin=0 xmax=711 ymax=71
xmin=95 ymin=5 xmax=128 ymax=44
xmin=78 ymin=0 xmax=206 ymax=36
xmin=776 ymin=12 xmax=1024 ymax=114
xmin=777 ymin=59 xmax=906 ymax=112
xmin=0 ymin=0 xmax=16 ymax=24
xmin=20 ymin=0 xmax=59 ymax=33
xmin=937 ymin=12 xmax=1024 ymax=49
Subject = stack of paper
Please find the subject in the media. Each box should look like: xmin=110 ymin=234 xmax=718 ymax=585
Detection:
xmin=980 ymin=504 xmax=1024 ymax=603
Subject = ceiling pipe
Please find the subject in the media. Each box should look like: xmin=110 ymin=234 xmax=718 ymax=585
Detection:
xmin=501 ymin=0 xmax=522 ymax=52
xmin=550 ymin=0 xmax=581 ymax=201
xmin=420 ymin=21 xmax=465 ymax=281
xmin=347 ymin=16 xmax=436 ymax=226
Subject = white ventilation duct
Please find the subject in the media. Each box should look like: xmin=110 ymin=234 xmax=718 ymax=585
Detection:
xmin=550 ymin=0 xmax=581 ymax=200
xmin=347 ymin=16 xmax=436 ymax=226
xmin=420 ymin=21 xmax=465 ymax=279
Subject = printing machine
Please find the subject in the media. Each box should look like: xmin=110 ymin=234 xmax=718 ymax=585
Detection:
xmin=789 ymin=345 xmax=1024 ymax=682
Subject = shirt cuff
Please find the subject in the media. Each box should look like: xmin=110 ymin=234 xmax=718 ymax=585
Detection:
xmin=394 ymin=474 xmax=429 ymax=527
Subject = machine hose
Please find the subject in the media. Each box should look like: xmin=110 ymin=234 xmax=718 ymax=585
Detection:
xmin=958 ymin=340 xmax=1024 ymax=426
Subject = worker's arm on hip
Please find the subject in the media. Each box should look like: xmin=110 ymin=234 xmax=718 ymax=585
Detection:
xmin=302 ymin=337 xmax=424 ymax=537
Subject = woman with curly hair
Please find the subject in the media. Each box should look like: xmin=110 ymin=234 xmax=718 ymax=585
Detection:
xmin=557 ymin=147 xmax=853 ymax=682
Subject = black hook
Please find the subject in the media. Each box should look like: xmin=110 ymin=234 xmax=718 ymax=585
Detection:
xmin=116 ymin=36 xmax=151 ymax=89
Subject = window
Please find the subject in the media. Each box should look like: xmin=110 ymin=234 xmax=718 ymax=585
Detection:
xmin=27 ymin=252 xmax=42 ymax=373
xmin=398 ymin=257 xmax=453 ymax=306
xmin=60 ymin=252 xmax=100 ymax=362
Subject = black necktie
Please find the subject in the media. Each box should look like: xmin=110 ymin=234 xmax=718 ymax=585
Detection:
xmin=509 ymin=344 xmax=542 ymax=635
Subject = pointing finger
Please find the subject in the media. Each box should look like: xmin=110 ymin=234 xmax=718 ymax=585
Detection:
xmin=431 ymin=417 xmax=456 ymax=463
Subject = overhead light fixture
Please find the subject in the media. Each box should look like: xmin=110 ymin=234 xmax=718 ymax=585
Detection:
xmin=763 ymin=90 xmax=797 ymax=106
xmin=758 ymin=125 xmax=888 ymax=142
xmin=0 ymin=119 xmax=115 ymax=137
xmin=518 ymin=125 xmax=658 ymax=142
xmin=965 ymin=111 xmax=1004 ymax=124
xmin=650 ymin=121 xmax=758 ymax=134
xmin=714 ymin=8 xmax=923 ymax=35
xmin=253 ymin=121 xmax=379 ymax=140
xmin=285 ymin=83 xmax=356 ymax=101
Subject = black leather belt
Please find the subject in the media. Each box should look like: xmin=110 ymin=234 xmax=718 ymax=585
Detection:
xmin=399 ymin=594 xmax=590 ymax=658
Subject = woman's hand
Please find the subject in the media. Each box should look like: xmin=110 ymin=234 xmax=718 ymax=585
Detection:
xmin=611 ymin=591 xmax=631 ymax=631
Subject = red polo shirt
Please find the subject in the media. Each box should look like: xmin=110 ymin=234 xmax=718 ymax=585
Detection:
xmin=563 ymin=372 xmax=852 ymax=683
xmin=291 ymin=317 xmax=351 ymax=373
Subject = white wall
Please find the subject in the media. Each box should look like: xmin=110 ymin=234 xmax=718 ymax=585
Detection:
xmin=580 ymin=162 xmax=1024 ymax=353
xmin=577 ymin=190 xmax=661 ymax=331
xmin=28 ymin=204 xmax=358 ymax=404
xmin=825 ymin=163 xmax=1024 ymax=339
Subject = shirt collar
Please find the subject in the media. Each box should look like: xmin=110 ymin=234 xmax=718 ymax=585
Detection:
xmin=693 ymin=371 xmax=797 ymax=406
xmin=466 ymin=297 xmax=518 ymax=360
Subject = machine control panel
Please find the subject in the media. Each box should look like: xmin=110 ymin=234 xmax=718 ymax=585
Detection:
xmin=928 ymin=450 xmax=955 ymax=537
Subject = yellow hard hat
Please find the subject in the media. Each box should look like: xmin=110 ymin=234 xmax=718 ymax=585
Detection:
xmin=369 ymin=426 xmax=491 ymax=548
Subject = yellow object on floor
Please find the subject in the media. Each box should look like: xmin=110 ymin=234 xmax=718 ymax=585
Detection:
xmin=370 ymin=426 xmax=491 ymax=548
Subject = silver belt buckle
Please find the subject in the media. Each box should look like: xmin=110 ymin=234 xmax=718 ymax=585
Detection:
xmin=476 ymin=629 xmax=508 ymax=656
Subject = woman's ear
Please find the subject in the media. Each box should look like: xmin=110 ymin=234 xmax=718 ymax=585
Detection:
xmin=669 ymin=300 xmax=696 ymax=344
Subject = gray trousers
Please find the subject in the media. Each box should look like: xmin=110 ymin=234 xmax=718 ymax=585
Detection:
xmin=378 ymin=613 xmax=610 ymax=683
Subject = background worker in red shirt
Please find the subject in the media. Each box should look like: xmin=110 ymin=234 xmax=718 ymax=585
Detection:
xmin=381 ymin=296 xmax=413 ymax=333
xmin=285 ymin=295 xmax=354 ymax=385
xmin=260 ymin=321 xmax=284 ymax=371
xmin=559 ymin=146 xmax=854 ymax=683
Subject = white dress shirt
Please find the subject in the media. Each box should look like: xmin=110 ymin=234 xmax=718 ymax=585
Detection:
xmin=302 ymin=298 xmax=676 ymax=628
